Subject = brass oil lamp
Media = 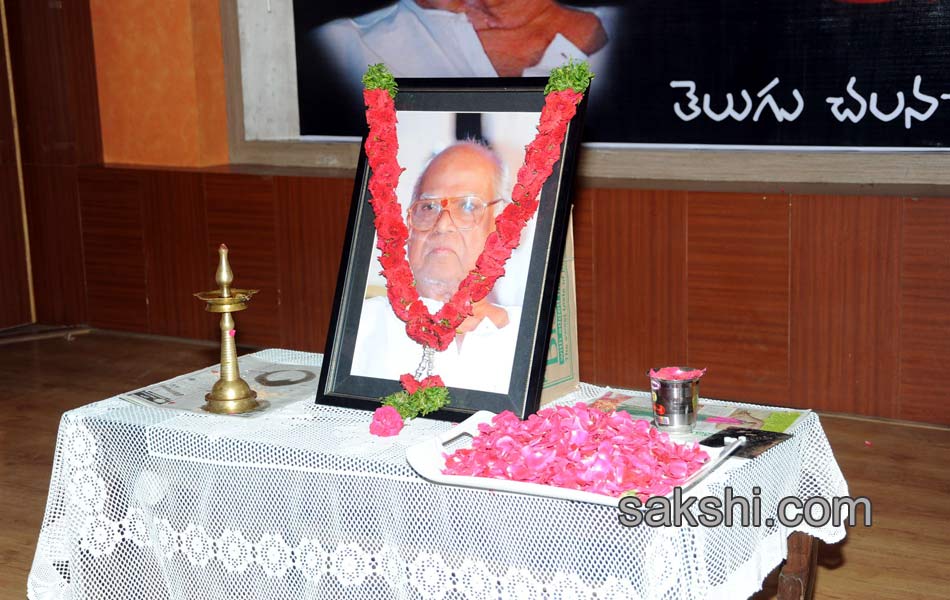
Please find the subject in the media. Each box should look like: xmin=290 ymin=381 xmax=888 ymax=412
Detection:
xmin=194 ymin=244 xmax=262 ymax=414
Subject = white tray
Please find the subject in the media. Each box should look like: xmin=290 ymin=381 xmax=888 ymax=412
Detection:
xmin=405 ymin=410 xmax=745 ymax=507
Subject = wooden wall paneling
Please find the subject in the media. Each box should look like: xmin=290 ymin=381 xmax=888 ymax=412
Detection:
xmin=5 ymin=0 xmax=74 ymax=165
xmin=143 ymin=170 xmax=212 ymax=340
xmin=581 ymin=188 xmax=688 ymax=389
xmin=203 ymin=173 xmax=281 ymax=347
xmin=77 ymin=168 xmax=148 ymax=331
xmin=572 ymin=189 xmax=596 ymax=380
xmin=790 ymin=195 xmax=901 ymax=417
xmin=0 ymin=20 xmax=15 ymax=166
xmin=274 ymin=176 xmax=352 ymax=352
xmin=0 ymin=22 xmax=30 ymax=328
xmin=60 ymin=0 xmax=102 ymax=165
xmin=0 ymin=164 xmax=30 ymax=328
xmin=899 ymin=197 xmax=950 ymax=425
xmin=4 ymin=0 xmax=100 ymax=166
xmin=687 ymin=192 xmax=790 ymax=404
xmin=22 ymin=165 xmax=85 ymax=324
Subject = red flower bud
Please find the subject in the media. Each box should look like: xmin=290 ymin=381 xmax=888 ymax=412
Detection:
xmin=420 ymin=374 xmax=445 ymax=389
xmin=375 ymin=215 xmax=409 ymax=241
xmin=363 ymin=88 xmax=392 ymax=110
xmin=495 ymin=216 xmax=525 ymax=248
xmin=399 ymin=373 xmax=421 ymax=395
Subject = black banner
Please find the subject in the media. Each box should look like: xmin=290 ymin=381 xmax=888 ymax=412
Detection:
xmin=295 ymin=1 xmax=950 ymax=148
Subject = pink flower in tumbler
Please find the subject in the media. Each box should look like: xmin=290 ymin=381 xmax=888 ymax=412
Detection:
xmin=370 ymin=406 xmax=404 ymax=437
xmin=649 ymin=367 xmax=706 ymax=381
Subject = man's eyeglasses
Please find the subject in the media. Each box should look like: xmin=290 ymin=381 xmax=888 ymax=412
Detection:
xmin=408 ymin=195 xmax=502 ymax=232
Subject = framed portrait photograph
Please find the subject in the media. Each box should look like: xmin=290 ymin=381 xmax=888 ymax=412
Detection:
xmin=317 ymin=77 xmax=587 ymax=421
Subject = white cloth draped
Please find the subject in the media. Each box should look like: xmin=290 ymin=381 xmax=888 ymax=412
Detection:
xmin=28 ymin=350 xmax=848 ymax=600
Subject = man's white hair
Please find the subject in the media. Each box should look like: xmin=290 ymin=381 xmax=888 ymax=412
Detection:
xmin=410 ymin=139 xmax=509 ymax=205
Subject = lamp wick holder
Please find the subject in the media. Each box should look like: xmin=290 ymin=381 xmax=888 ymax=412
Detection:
xmin=194 ymin=244 xmax=262 ymax=414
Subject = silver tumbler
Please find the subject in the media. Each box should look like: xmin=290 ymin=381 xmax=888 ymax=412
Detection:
xmin=649 ymin=368 xmax=700 ymax=433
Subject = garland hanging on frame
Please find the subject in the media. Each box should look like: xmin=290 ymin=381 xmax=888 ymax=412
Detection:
xmin=361 ymin=62 xmax=593 ymax=433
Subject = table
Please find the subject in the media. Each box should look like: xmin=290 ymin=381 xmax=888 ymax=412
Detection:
xmin=28 ymin=350 xmax=848 ymax=599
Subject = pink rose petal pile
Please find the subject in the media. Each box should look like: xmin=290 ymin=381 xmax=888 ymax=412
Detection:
xmin=443 ymin=403 xmax=709 ymax=501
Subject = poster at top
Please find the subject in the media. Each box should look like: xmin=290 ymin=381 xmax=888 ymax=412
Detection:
xmin=294 ymin=0 xmax=950 ymax=149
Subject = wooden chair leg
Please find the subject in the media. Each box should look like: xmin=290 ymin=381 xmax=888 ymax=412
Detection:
xmin=776 ymin=532 xmax=820 ymax=600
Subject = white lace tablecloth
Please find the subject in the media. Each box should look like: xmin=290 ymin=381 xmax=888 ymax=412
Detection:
xmin=28 ymin=350 xmax=848 ymax=600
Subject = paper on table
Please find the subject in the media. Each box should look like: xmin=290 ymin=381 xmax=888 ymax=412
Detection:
xmin=118 ymin=355 xmax=320 ymax=416
xmin=586 ymin=389 xmax=808 ymax=444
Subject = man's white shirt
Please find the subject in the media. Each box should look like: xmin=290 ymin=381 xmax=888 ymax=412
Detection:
xmin=351 ymin=296 xmax=522 ymax=395
xmin=311 ymin=1 xmax=618 ymax=86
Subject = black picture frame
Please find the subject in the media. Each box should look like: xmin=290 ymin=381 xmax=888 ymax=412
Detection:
xmin=317 ymin=77 xmax=587 ymax=421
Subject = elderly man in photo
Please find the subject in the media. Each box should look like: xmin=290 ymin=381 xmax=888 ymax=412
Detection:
xmin=312 ymin=1 xmax=612 ymax=78
xmin=351 ymin=142 xmax=522 ymax=394
xmin=306 ymin=0 xmax=618 ymax=137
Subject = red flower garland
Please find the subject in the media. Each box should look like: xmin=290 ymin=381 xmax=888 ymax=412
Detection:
xmin=362 ymin=87 xmax=584 ymax=352
xmin=399 ymin=373 xmax=444 ymax=395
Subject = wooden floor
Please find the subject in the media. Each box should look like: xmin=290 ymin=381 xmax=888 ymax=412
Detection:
xmin=1 ymin=331 xmax=948 ymax=599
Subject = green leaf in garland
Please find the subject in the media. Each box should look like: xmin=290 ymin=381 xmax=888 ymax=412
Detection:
xmin=544 ymin=59 xmax=594 ymax=95
xmin=414 ymin=385 xmax=450 ymax=416
xmin=362 ymin=63 xmax=398 ymax=98
xmin=382 ymin=391 xmax=412 ymax=418
xmin=382 ymin=386 xmax=450 ymax=420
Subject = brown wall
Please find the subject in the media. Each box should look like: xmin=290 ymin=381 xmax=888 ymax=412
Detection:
xmin=0 ymin=10 xmax=30 ymax=330
xmin=73 ymin=168 xmax=353 ymax=351
xmin=2 ymin=0 xmax=101 ymax=327
xmin=70 ymin=166 xmax=950 ymax=425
